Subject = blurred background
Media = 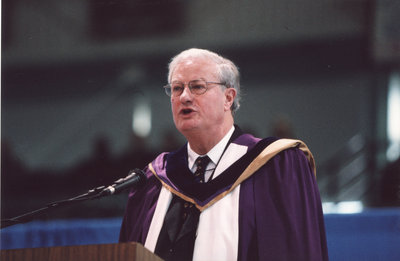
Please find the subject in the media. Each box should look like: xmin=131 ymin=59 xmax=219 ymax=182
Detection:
xmin=2 ymin=0 xmax=400 ymax=221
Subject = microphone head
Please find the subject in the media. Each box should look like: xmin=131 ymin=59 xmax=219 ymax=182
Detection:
xmin=129 ymin=168 xmax=147 ymax=188
xmin=102 ymin=168 xmax=147 ymax=196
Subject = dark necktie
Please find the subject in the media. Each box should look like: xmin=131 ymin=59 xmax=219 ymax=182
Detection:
xmin=193 ymin=156 xmax=211 ymax=183
xmin=154 ymin=156 xmax=210 ymax=261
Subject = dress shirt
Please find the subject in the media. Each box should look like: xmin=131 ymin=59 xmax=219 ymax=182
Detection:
xmin=187 ymin=125 xmax=235 ymax=182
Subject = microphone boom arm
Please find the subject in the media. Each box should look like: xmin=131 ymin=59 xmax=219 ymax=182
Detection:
xmin=1 ymin=169 xmax=146 ymax=229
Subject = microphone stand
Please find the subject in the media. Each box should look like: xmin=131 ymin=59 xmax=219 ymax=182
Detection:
xmin=1 ymin=169 xmax=146 ymax=229
xmin=1 ymin=186 xmax=108 ymax=229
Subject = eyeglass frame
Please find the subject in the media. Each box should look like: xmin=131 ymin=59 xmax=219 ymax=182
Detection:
xmin=163 ymin=79 xmax=227 ymax=97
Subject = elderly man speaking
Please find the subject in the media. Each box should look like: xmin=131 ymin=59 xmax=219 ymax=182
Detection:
xmin=119 ymin=48 xmax=329 ymax=261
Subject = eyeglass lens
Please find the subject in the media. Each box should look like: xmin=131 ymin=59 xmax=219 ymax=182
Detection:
xmin=169 ymin=80 xmax=207 ymax=96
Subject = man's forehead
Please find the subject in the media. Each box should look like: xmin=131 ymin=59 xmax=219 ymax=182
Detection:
xmin=169 ymin=55 xmax=220 ymax=83
xmin=172 ymin=58 xmax=218 ymax=77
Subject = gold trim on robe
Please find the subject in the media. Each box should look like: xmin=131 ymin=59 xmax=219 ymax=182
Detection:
xmin=149 ymin=139 xmax=316 ymax=212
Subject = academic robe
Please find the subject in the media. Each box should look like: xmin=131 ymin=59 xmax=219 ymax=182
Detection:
xmin=119 ymin=131 xmax=329 ymax=261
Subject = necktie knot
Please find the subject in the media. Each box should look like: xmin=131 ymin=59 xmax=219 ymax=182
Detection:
xmin=194 ymin=156 xmax=210 ymax=183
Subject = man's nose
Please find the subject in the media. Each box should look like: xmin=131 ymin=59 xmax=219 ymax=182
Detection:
xmin=179 ymin=85 xmax=193 ymax=102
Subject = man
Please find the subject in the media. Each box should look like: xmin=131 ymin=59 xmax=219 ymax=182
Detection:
xmin=120 ymin=48 xmax=329 ymax=261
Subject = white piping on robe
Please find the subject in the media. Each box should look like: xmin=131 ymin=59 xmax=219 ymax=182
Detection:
xmin=145 ymin=143 xmax=248 ymax=261
xmin=144 ymin=186 xmax=172 ymax=251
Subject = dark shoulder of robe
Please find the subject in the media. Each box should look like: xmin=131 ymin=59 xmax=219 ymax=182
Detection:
xmin=238 ymin=146 xmax=329 ymax=261
xmin=119 ymin=133 xmax=329 ymax=261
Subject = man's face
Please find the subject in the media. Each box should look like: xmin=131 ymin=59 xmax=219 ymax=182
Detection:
xmin=170 ymin=58 xmax=231 ymax=135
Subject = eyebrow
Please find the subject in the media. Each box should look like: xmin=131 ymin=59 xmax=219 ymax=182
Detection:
xmin=171 ymin=78 xmax=207 ymax=83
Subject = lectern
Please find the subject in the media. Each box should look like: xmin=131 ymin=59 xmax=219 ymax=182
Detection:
xmin=0 ymin=242 xmax=163 ymax=261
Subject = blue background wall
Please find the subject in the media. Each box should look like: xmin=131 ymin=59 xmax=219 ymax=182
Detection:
xmin=2 ymin=209 xmax=400 ymax=261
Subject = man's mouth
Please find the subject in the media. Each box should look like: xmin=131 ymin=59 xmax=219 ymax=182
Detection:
xmin=181 ymin=108 xmax=194 ymax=115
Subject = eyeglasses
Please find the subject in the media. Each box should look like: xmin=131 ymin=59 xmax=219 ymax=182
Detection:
xmin=164 ymin=79 xmax=226 ymax=97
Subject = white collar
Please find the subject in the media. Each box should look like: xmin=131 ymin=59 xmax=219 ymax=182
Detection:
xmin=187 ymin=125 xmax=235 ymax=170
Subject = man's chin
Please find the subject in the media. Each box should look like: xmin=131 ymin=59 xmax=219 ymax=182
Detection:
xmin=176 ymin=122 xmax=200 ymax=134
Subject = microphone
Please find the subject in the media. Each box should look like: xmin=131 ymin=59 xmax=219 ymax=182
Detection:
xmin=0 ymin=169 xmax=147 ymax=229
xmin=101 ymin=169 xmax=147 ymax=196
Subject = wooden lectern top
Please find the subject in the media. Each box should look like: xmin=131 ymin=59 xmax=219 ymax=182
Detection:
xmin=1 ymin=242 xmax=163 ymax=261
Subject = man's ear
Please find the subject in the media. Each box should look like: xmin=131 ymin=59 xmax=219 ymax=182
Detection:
xmin=224 ymin=88 xmax=237 ymax=111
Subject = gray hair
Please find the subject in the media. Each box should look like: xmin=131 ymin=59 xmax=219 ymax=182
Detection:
xmin=167 ymin=48 xmax=241 ymax=113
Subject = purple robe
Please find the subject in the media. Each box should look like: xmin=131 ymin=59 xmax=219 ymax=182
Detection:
xmin=120 ymin=132 xmax=329 ymax=261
